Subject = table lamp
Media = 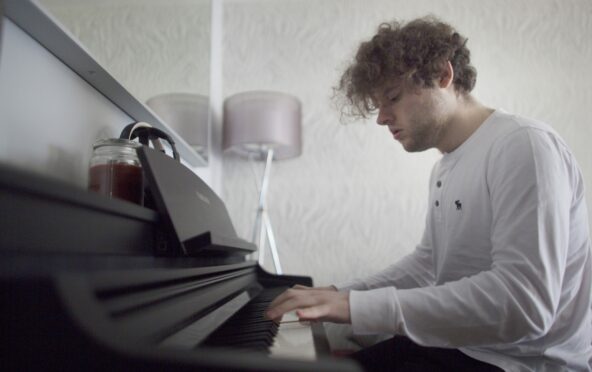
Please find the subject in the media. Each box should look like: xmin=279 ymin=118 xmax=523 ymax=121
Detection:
xmin=223 ymin=91 xmax=302 ymax=274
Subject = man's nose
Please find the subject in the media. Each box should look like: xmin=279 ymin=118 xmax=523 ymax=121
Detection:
xmin=376 ymin=108 xmax=390 ymax=126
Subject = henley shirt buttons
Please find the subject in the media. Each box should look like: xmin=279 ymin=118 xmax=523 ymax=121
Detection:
xmin=437 ymin=181 xmax=442 ymax=187
xmin=435 ymin=200 xmax=440 ymax=207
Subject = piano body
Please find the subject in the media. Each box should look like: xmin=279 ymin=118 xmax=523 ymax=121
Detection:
xmin=0 ymin=1 xmax=360 ymax=370
xmin=0 ymin=164 xmax=360 ymax=371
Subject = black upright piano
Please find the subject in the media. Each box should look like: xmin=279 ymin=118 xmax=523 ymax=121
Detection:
xmin=0 ymin=163 xmax=361 ymax=371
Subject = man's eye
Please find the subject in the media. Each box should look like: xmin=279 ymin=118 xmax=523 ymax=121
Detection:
xmin=389 ymin=95 xmax=400 ymax=102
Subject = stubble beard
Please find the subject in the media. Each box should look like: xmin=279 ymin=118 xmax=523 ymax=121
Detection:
xmin=402 ymin=113 xmax=445 ymax=153
xmin=402 ymin=93 xmax=449 ymax=153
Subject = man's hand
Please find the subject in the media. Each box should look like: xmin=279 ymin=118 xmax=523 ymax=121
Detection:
xmin=265 ymin=285 xmax=351 ymax=324
xmin=291 ymin=284 xmax=338 ymax=291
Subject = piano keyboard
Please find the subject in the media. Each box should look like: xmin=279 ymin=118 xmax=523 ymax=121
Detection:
xmin=201 ymin=286 xmax=318 ymax=360
xmin=270 ymin=315 xmax=317 ymax=360
xmin=203 ymin=287 xmax=285 ymax=351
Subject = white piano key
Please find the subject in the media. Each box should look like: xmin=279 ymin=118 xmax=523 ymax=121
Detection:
xmin=270 ymin=312 xmax=317 ymax=360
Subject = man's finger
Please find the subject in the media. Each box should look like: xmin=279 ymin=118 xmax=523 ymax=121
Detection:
xmin=296 ymin=304 xmax=330 ymax=321
xmin=266 ymin=290 xmax=317 ymax=320
xmin=268 ymin=288 xmax=299 ymax=309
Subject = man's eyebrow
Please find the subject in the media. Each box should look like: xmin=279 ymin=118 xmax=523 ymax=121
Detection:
xmin=371 ymin=85 xmax=401 ymax=106
xmin=372 ymin=87 xmax=391 ymax=100
xmin=384 ymin=86 xmax=402 ymax=97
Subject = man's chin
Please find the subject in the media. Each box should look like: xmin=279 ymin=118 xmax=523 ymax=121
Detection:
xmin=400 ymin=140 xmax=417 ymax=152
xmin=401 ymin=141 xmax=430 ymax=153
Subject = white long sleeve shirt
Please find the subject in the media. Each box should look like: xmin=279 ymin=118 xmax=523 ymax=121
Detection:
xmin=338 ymin=110 xmax=592 ymax=371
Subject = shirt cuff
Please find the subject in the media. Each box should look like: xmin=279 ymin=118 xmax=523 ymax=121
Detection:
xmin=349 ymin=287 xmax=401 ymax=335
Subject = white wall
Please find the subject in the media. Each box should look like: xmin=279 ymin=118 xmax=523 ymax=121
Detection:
xmin=39 ymin=0 xmax=211 ymax=104
xmin=221 ymin=0 xmax=592 ymax=286
xmin=10 ymin=0 xmax=592 ymax=287
xmin=0 ymin=19 xmax=134 ymax=186
xmin=1 ymin=0 xmax=212 ymax=187
xmin=37 ymin=0 xmax=214 ymax=185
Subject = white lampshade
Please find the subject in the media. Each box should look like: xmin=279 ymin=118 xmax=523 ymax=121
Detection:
xmin=223 ymin=91 xmax=302 ymax=160
xmin=146 ymin=93 xmax=209 ymax=157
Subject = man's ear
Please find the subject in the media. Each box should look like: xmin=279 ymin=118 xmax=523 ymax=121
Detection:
xmin=439 ymin=61 xmax=454 ymax=88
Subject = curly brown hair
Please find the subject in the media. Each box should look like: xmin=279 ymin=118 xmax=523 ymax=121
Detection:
xmin=336 ymin=16 xmax=477 ymax=119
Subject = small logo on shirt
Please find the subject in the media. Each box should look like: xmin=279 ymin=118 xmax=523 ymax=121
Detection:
xmin=455 ymin=200 xmax=462 ymax=210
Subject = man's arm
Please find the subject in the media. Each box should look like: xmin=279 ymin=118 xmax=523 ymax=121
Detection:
xmin=337 ymin=238 xmax=435 ymax=292
xmin=266 ymin=170 xmax=438 ymax=322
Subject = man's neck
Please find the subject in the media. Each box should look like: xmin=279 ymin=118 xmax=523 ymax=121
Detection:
xmin=438 ymin=95 xmax=494 ymax=153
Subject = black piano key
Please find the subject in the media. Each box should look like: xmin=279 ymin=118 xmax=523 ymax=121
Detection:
xmin=208 ymin=326 xmax=276 ymax=343
xmin=202 ymin=286 xmax=287 ymax=351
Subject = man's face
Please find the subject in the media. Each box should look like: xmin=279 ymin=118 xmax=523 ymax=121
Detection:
xmin=374 ymin=81 xmax=451 ymax=152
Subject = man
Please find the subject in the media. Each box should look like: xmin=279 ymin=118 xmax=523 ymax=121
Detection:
xmin=265 ymin=16 xmax=592 ymax=372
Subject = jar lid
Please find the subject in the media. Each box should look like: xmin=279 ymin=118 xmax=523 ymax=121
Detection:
xmin=92 ymin=138 xmax=141 ymax=149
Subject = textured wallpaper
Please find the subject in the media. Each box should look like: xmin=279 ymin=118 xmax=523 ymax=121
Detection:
xmin=40 ymin=0 xmax=211 ymax=103
xmin=221 ymin=0 xmax=592 ymax=286
xmin=40 ymin=0 xmax=592 ymax=287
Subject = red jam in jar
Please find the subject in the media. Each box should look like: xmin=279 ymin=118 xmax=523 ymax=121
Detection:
xmin=88 ymin=138 xmax=143 ymax=205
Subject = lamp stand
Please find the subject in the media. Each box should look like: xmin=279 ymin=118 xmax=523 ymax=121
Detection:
xmin=252 ymin=148 xmax=283 ymax=274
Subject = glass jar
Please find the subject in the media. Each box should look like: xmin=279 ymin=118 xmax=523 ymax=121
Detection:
xmin=88 ymin=138 xmax=143 ymax=205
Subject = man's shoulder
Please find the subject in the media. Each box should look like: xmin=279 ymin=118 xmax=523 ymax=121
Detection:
xmin=490 ymin=110 xmax=557 ymax=138
xmin=486 ymin=110 xmax=564 ymax=151
xmin=485 ymin=111 xmax=577 ymax=176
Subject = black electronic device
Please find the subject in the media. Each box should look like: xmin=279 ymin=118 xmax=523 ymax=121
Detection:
xmin=137 ymin=146 xmax=256 ymax=257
